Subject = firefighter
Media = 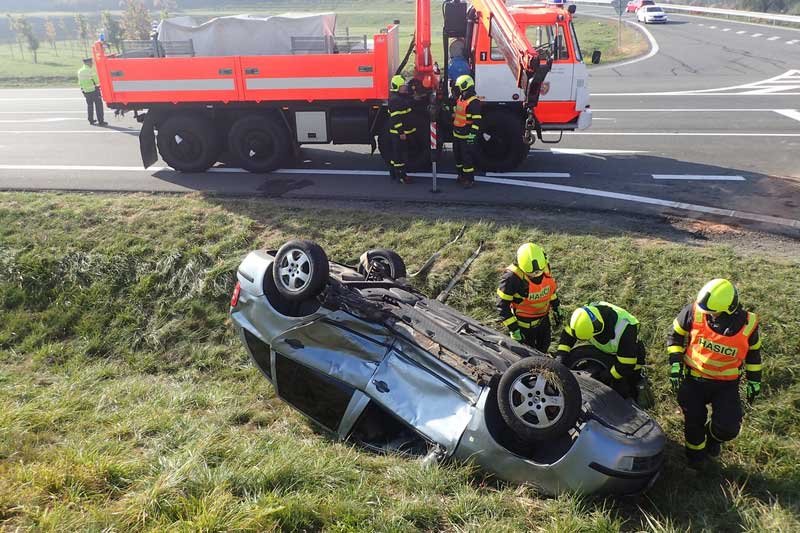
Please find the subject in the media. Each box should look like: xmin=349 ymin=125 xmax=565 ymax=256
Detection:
xmin=556 ymin=302 xmax=647 ymax=400
xmin=452 ymin=74 xmax=481 ymax=188
xmin=496 ymin=242 xmax=562 ymax=353
xmin=78 ymin=58 xmax=106 ymax=126
xmin=667 ymin=279 xmax=761 ymax=469
xmin=387 ymin=74 xmax=415 ymax=184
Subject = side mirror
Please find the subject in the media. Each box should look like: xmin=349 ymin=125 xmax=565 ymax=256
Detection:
xmin=591 ymin=50 xmax=602 ymax=64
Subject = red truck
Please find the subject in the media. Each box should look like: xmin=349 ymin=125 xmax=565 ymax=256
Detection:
xmin=94 ymin=0 xmax=595 ymax=173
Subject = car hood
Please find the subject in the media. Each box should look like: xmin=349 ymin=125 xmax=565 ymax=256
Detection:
xmin=575 ymin=374 xmax=653 ymax=436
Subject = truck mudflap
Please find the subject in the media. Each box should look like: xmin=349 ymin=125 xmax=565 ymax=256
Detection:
xmin=139 ymin=115 xmax=158 ymax=169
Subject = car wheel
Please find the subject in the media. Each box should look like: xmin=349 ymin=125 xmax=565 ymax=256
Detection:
xmin=567 ymin=356 xmax=611 ymax=384
xmin=497 ymin=357 xmax=581 ymax=442
xmin=227 ymin=115 xmax=291 ymax=172
xmin=272 ymin=240 xmax=329 ymax=302
xmin=358 ymin=249 xmax=407 ymax=280
xmin=157 ymin=114 xmax=221 ymax=172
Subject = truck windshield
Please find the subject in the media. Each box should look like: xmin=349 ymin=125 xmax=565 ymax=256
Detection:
xmin=524 ymin=24 xmax=570 ymax=61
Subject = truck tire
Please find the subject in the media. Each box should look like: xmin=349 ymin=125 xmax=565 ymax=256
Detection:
xmin=377 ymin=112 xmax=431 ymax=172
xmin=157 ymin=114 xmax=221 ymax=172
xmin=227 ymin=115 xmax=290 ymax=173
xmin=475 ymin=108 xmax=529 ymax=172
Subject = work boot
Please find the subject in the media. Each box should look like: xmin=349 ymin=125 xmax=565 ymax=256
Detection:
xmin=399 ymin=172 xmax=412 ymax=185
xmin=686 ymin=447 xmax=708 ymax=471
xmin=98 ymin=121 xmax=108 ymax=126
xmin=388 ymin=167 xmax=397 ymax=181
xmin=88 ymin=120 xmax=96 ymax=125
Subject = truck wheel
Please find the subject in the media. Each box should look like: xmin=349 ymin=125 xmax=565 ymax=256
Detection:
xmin=272 ymin=240 xmax=329 ymax=302
xmin=497 ymin=356 xmax=581 ymax=442
xmin=228 ymin=115 xmax=290 ymax=173
xmin=157 ymin=114 xmax=221 ymax=172
xmin=377 ymin=112 xmax=431 ymax=172
xmin=475 ymin=108 xmax=529 ymax=172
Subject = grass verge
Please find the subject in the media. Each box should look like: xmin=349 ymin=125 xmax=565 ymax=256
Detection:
xmin=575 ymin=16 xmax=649 ymax=65
xmin=1 ymin=192 xmax=798 ymax=531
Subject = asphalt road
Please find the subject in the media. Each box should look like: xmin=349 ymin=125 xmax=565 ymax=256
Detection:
xmin=0 ymin=6 xmax=798 ymax=233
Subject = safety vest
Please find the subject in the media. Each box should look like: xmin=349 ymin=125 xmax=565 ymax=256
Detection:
xmin=78 ymin=65 xmax=99 ymax=93
xmin=507 ymin=264 xmax=557 ymax=319
xmin=588 ymin=301 xmax=639 ymax=355
xmin=453 ymin=95 xmax=477 ymax=128
xmin=684 ymin=304 xmax=757 ymax=381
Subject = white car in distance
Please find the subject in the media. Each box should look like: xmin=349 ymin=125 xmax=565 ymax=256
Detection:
xmin=637 ymin=5 xmax=668 ymax=23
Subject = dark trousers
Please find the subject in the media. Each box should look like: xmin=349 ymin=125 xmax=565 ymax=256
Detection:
xmin=389 ymin=133 xmax=408 ymax=180
xmin=83 ymin=89 xmax=104 ymax=123
xmin=453 ymin=137 xmax=477 ymax=183
xmin=560 ymin=343 xmax=646 ymax=399
xmin=518 ymin=315 xmax=551 ymax=353
xmin=678 ymin=377 xmax=742 ymax=460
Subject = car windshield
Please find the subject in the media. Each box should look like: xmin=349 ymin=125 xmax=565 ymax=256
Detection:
xmin=647 ymin=6 xmax=663 ymax=12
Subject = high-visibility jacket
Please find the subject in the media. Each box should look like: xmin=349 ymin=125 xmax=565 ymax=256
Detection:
xmin=78 ymin=65 xmax=99 ymax=93
xmin=388 ymin=92 xmax=416 ymax=135
xmin=453 ymin=94 xmax=481 ymax=139
xmin=508 ymin=266 xmax=558 ymax=320
xmin=684 ymin=304 xmax=758 ymax=381
xmin=588 ymin=301 xmax=639 ymax=354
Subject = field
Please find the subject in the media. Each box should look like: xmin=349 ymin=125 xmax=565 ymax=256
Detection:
xmin=0 ymin=0 xmax=648 ymax=87
xmin=1 ymin=192 xmax=798 ymax=531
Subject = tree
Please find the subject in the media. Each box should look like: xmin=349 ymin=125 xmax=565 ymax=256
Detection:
xmin=74 ymin=13 xmax=91 ymax=56
xmin=7 ymin=14 xmax=24 ymax=59
xmin=100 ymin=11 xmax=122 ymax=52
xmin=740 ymin=0 xmax=788 ymax=12
xmin=153 ymin=0 xmax=178 ymax=19
xmin=15 ymin=16 xmax=39 ymax=64
xmin=45 ymin=17 xmax=58 ymax=54
xmin=121 ymin=0 xmax=153 ymax=40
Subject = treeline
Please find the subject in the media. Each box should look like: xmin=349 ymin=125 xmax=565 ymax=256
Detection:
xmin=4 ymin=1 xmax=175 ymax=63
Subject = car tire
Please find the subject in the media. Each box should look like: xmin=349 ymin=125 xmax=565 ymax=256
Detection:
xmin=227 ymin=115 xmax=291 ymax=173
xmin=497 ymin=356 xmax=581 ymax=442
xmin=474 ymin=107 xmax=529 ymax=172
xmin=157 ymin=114 xmax=221 ymax=172
xmin=565 ymin=355 xmax=611 ymax=384
xmin=272 ymin=240 xmax=329 ymax=302
xmin=358 ymin=249 xmax=407 ymax=280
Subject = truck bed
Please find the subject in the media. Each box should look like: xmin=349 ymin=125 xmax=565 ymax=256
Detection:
xmin=93 ymin=25 xmax=400 ymax=107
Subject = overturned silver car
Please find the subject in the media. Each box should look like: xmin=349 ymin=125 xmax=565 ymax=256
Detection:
xmin=230 ymin=240 xmax=665 ymax=495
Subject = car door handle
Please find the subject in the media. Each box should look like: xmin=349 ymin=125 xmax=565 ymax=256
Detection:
xmin=373 ymin=380 xmax=390 ymax=393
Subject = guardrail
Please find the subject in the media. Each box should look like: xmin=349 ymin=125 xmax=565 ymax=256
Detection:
xmin=570 ymin=0 xmax=800 ymax=26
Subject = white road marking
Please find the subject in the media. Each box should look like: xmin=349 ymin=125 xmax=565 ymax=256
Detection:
xmin=595 ymin=70 xmax=800 ymax=96
xmin=722 ymin=28 xmax=731 ymax=32
xmin=549 ymin=148 xmax=648 ymax=155
xmin=774 ymin=109 xmax=800 ymax=123
xmin=0 ymin=111 xmax=85 ymax=115
xmin=709 ymin=25 xmax=717 ymax=29
xmin=767 ymin=36 xmax=781 ymax=41
xmin=752 ymin=33 xmax=763 ymax=37
xmin=788 ymin=40 xmax=799 ymax=45
xmin=0 ymin=98 xmax=83 ymax=101
xmin=569 ymin=132 xmax=800 ymax=137
xmin=486 ymin=171 xmax=570 ymax=178
xmin=0 ymin=130 xmax=133 ymax=134
xmin=653 ymin=174 xmax=746 ymax=181
xmin=736 ymin=30 xmax=747 ymax=34
xmin=740 ymin=85 xmax=800 ymax=94
xmin=593 ymin=108 xmax=777 ymax=112
xmin=0 ymin=118 xmax=84 ymax=123
xmin=698 ymin=23 xmax=705 ymax=26
xmin=0 ymin=163 xmax=795 ymax=227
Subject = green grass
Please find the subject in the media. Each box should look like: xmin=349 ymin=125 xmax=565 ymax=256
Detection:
xmin=1 ymin=192 xmax=799 ymax=531
xmin=0 ymin=1 xmax=648 ymax=87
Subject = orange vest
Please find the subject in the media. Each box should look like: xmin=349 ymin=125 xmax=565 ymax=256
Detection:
xmin=684 ymin=304 xmax=757 ymax=381
xmin=508 ymin=266 xmax=557 ymax=320
xmin=453 ymin=95 xmax=477 ymax=128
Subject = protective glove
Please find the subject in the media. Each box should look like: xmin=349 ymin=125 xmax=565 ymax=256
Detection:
xmin=509 ymin=329 xmax=523 ymax=342
xmin=669 ymin=362 xmax=683 ymax=394
xmin=746 ymin=381 xmax=761 ymax=405
xmin=552 ymin=306 xmax=564 ymax=327
xmin=466 ymin=134 xmax=477 ymax=144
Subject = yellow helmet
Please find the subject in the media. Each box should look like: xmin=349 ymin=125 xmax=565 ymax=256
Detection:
xmin=455 ymin=74 xmax=475 ymax=92
xmin=516 ymin=243 xmax=548 ymax=276
xmin=390 ymin=74 xmax=406 ymax=92
xmin=569 ymin=305 xmax=604 ymax=340
xmin=696 ymin=278 xmax=739 ymax=315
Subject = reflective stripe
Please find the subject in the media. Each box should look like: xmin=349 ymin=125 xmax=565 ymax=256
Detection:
xmin=742 ymin=312 xmax=758 ymax=337
xmin=689 ymin=347 xmax=741 ymax=367
xmin=517 ymin=321 xmax=531 ymax=329
xmin=686 ymin=438 xmax=706 ymax=451
xmin=557 ymin=344 xmax=571 ymax=352
xmin=502 ymin=316 xmax=518 ymax=327
xmin=667 ymin=345 xmax=684 ymax=354
xmin=617 ymin=356 xmax=638 ymax=365
xmin=453 ymin=132 xmax=473 ymax=139
xmin=390 ymin=108 xmax=411 ymax=116
xmin=751 ymin=337 xmax=762 ymax=350
xmin=673 ymin=319 xmax=688 ymax=336
xmin=688 ymin=366 xmax=739 ymax=378
xmin=745 ymin=363 xmax=762 ymax=371
xmin=497 ymin=289 xmax=514 ymax=301
xmin=610 ymin=366 xmax=623 ymax=379
xmin=564 ymin=326 xmax=574 ymax=336
xmin=247 ymin=77 xmax=373 ymax=90
xmin=114 ymin=79 xmax=235 ymax=92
